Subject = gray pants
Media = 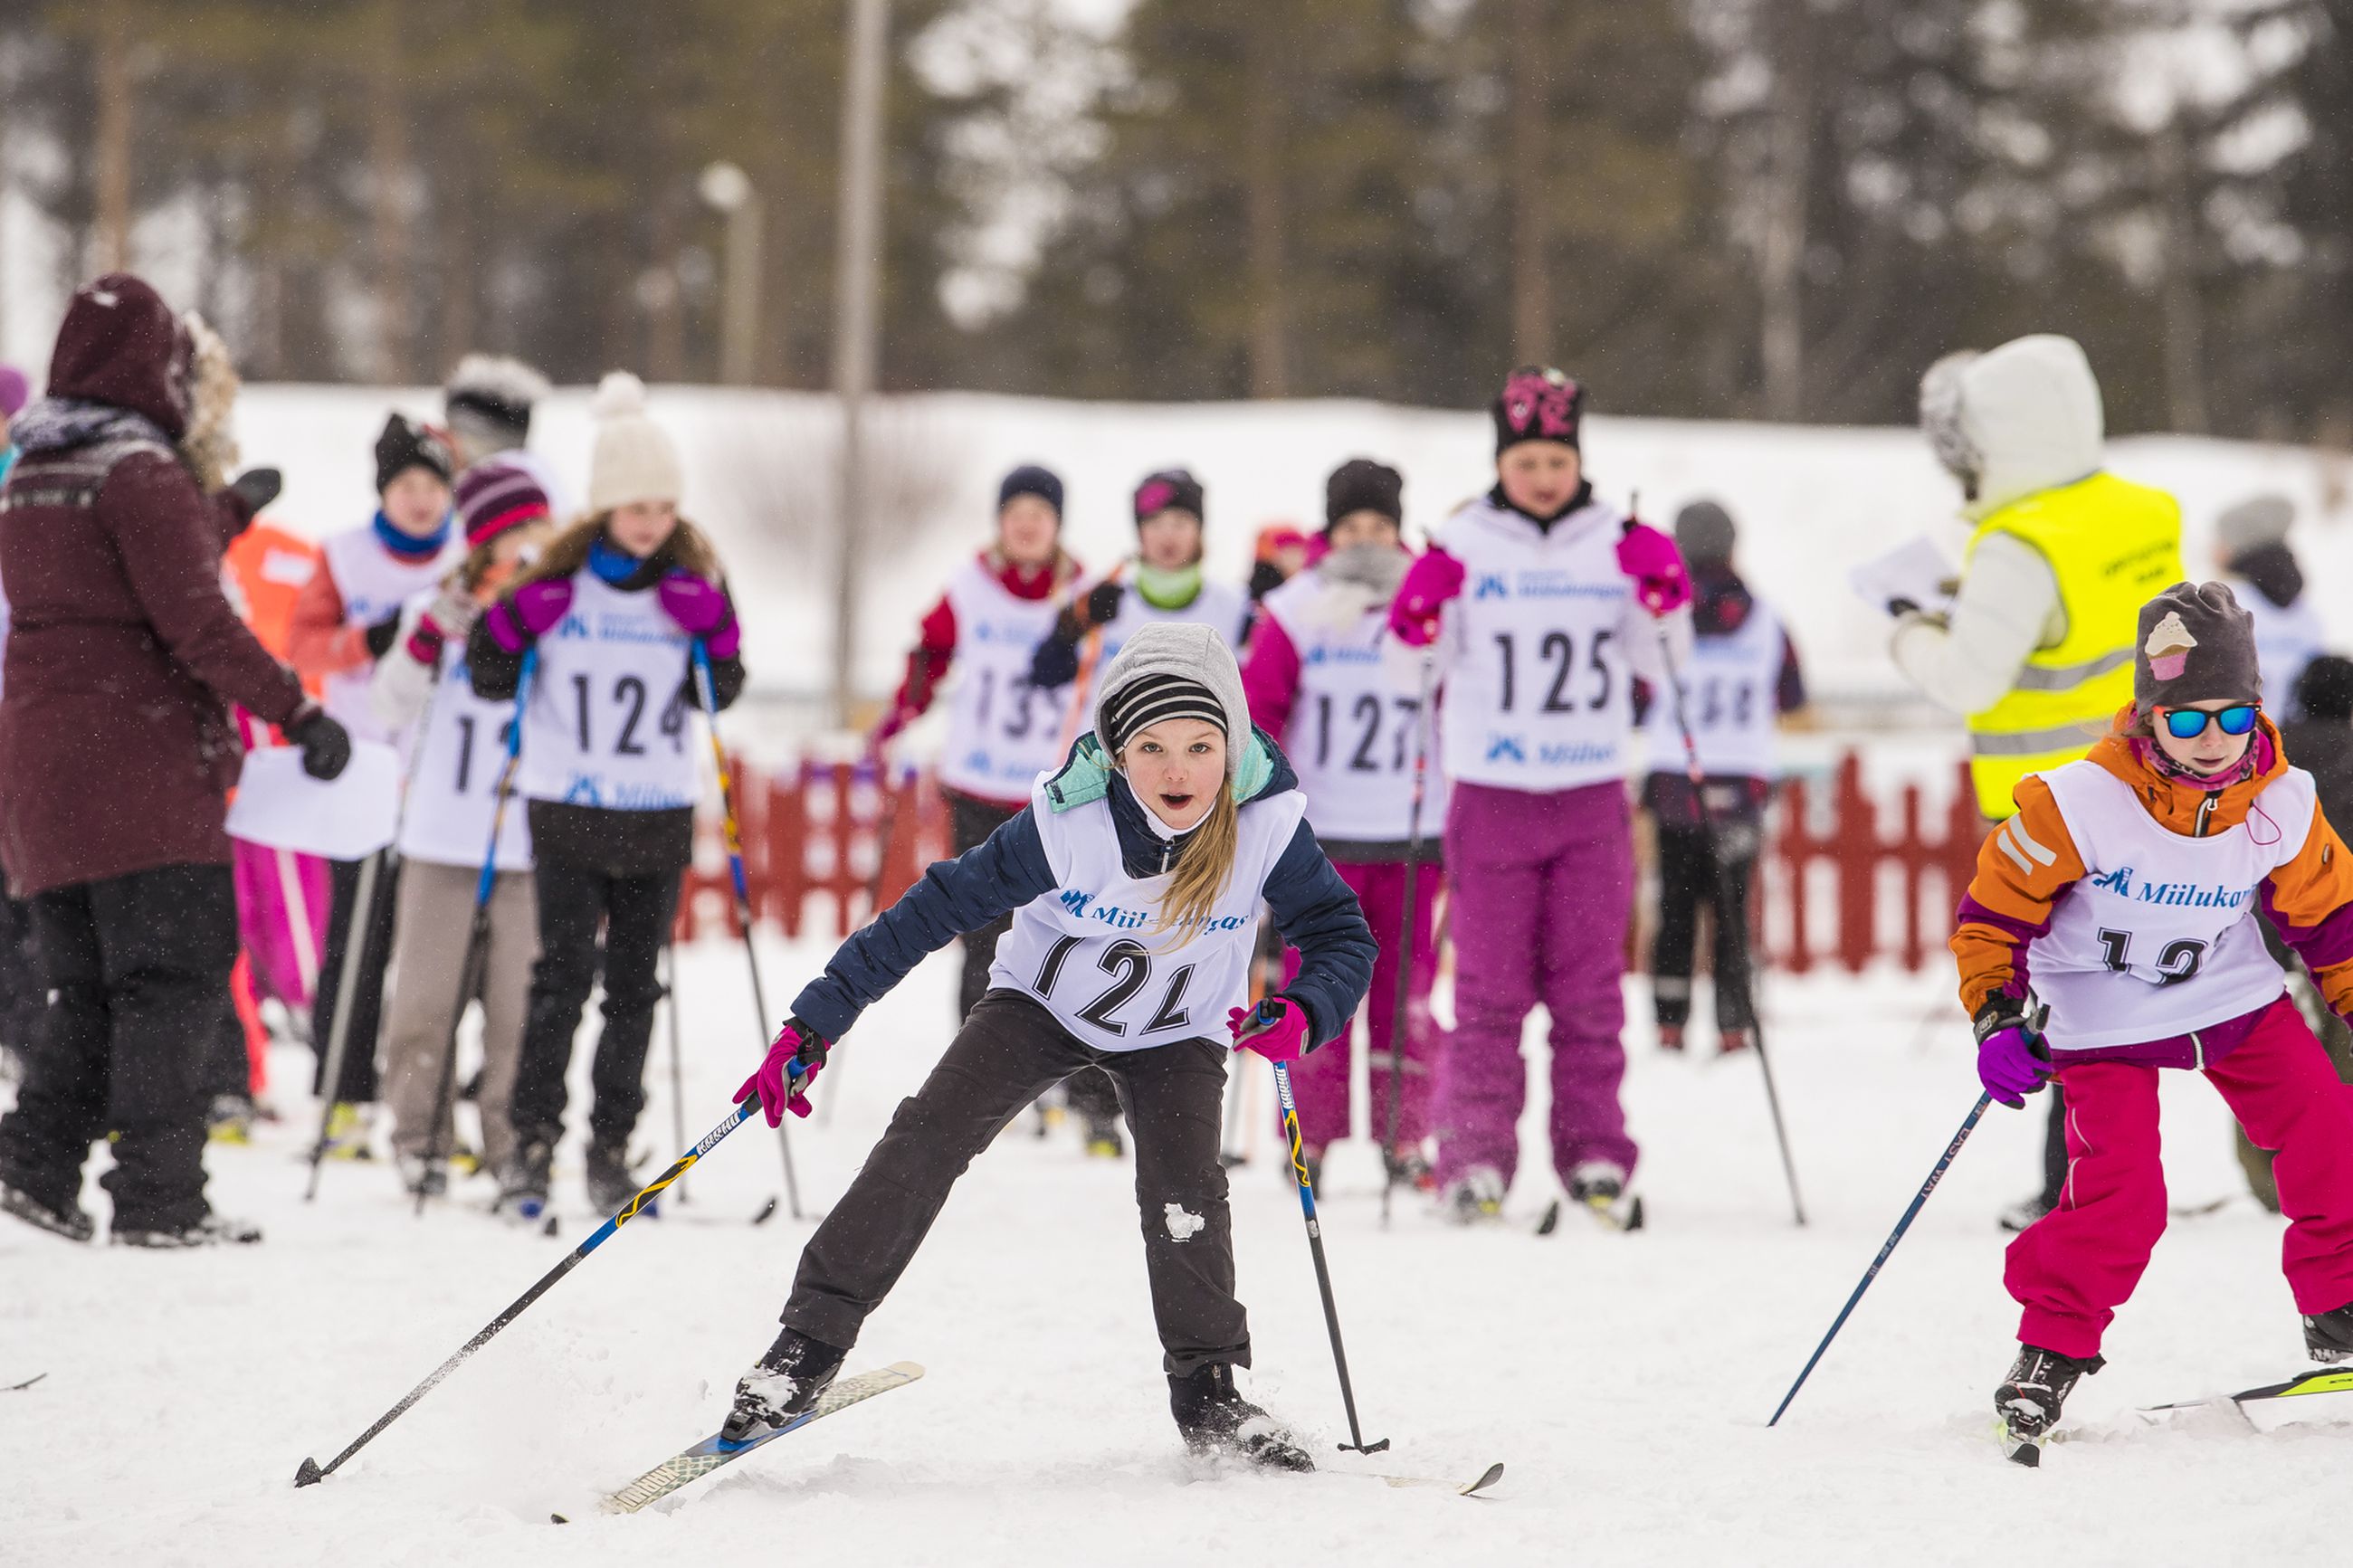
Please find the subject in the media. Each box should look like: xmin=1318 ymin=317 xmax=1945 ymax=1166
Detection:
xmin=381 ymin=860 xmax=537 ymax=1172
xmin=782 ymin=989 xmax=1248 ymax=1374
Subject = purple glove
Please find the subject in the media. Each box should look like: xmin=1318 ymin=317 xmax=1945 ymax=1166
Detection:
xmin=658 ymin=570 xmax=740 ymax=659
xmin=1227 ymin=998 xmax=1311 ymax=1065
xmin=736 ymin=1018 xmax=829 ymax=1127
xmin=1615 ymin=521 xmax=1692 ymax=618
xmin=481 ymin=577 xmax=575 ymax=653
xmin=1974 ymin=1003 xmax=2052 ymax=1109
xmin=1387 ymin=549 xmax=1465 ymax=648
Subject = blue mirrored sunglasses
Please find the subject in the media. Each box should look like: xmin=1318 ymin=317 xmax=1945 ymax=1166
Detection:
xmin=2160 ymin=704 xmax=2259 ymax=740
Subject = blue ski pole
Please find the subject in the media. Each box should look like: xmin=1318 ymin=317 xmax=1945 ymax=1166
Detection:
xmin=690 ymin=638 xmax=805 ymax=1221
xmin=1768 ymin=1092 xmax=1994 ymax=1427
xmin=416 ymin=649 xmax=534 ymax=1214
xmin=1255 ymin=1003 xmax=1387 ymax=1455
xmin=295 ymin=1075 xmax=796 ymax=1488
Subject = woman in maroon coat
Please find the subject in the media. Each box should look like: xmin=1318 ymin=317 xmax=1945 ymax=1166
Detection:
xmin=0 ymin=272 xmax=348 ymax=1248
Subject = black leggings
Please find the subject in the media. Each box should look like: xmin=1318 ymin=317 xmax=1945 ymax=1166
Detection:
xmin=507 ymin=857 xmax=681 ymax=1150
xmin=783 ymin=990 xmax=1245 ymax=1374
xmin=311 ymin=851 xmax=399 ymax=1103
xmin=1650 ymin=822 xmax=1758 ymax=1031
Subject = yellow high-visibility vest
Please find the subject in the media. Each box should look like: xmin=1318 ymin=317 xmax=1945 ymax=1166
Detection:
xmin=1965 ymin=470 xmax=2184 ymax=817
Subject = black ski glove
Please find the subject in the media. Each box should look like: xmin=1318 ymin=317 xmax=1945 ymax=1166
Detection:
xmin=229 ymin=466 xmax=283 ymax=518
xmin=363 ymin=613 xmax=405 ymax=660
xmin=284 ymin=704 xmax=353 ymax=782
xmin=1083 ymin=580 xmax=1124 ymax=626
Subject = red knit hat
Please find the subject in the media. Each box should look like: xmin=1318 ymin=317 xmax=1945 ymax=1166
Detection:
xmin=454 ymin=458 xmax=551 ymax=549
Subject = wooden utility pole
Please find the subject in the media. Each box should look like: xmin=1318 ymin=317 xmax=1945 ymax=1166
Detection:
xmin=1759 ymin=0 xmax=1812 ymax=422
xmin=832 ymin=0 xmax=889 ymax=727
xmin=1243 ymin=3 xmax=1290 ymax=398
xmin=1509 ymin=0 xmax=1551 ymax=362
xmin=367 ymin=0 xmax=415 ymax=383
xmin=93 ymin=0 xmax=133 ymax=273
xmin=2157 ymin=122 xmax=2209 ymax=435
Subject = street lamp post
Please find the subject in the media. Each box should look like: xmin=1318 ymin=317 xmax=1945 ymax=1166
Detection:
xmin=698 ymin=160 xmax=763 ymax=388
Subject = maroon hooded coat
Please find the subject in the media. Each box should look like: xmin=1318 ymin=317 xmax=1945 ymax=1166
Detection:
xmin=0 ymin=273 xmax=309 ymax=898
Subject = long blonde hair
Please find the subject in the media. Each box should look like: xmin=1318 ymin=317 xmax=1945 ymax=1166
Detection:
xmin=1155 ymin=779 xmax=1241 ymax=937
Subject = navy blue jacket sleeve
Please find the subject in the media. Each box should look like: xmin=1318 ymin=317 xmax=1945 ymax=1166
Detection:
xmin=1261 ymin=820 xmax=1377 ymax=1049
xmin=791 ymin=807 xmax=1059 ymax=1041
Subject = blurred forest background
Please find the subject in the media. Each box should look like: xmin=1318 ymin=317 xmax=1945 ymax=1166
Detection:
xmin=0 ymin=0 xmax=2343 ymax=439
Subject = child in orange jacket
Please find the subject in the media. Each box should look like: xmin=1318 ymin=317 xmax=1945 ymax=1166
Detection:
xmin=1953 ymin=581 xmax=2353 ymax=1452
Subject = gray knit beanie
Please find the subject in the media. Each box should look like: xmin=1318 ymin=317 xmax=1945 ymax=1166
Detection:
xmin=2215 ymin=493 xmax=2293 ymax=560
xmin=1674 ymin=500 xmax=1736 ymax=568
xmin=2135 ymin=581 xmax=2260 ymax=713
xmin=1093 ymin=622 xmax=1252 ymax=774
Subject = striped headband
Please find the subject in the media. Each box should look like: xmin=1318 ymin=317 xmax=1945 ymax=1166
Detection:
xmin=1102 ymin=674 xmax=1226 ymax=755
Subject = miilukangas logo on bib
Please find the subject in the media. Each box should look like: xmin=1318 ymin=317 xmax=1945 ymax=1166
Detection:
xmin=1055 ymin=889 xmax=1247 ymax=935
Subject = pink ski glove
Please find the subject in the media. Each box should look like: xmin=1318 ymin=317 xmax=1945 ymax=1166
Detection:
xmin=1615 ymin=522 xmax=1691 ymax=618
xmin=482 ymin=577 xmax=575 ymax=653
xmin=736 ymin=1018 xmax=829 ymax=1127
xmin=1227 ymin=998 xmax=1311 ymax=1064
xmin=1387 ymin=549 xmax=1465 ymax=648
xmin=657 ymin=571 xmax=741 ymax=659
xmin=1974 ymin=1002 xmax=2052 ymax=1110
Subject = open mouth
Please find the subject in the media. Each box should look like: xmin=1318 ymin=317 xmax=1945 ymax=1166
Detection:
xmin=1159 ymin=792 xmax=1196 ymax=813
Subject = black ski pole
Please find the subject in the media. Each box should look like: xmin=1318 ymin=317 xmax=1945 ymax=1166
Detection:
xmin=1380 ymin=653 xmax=1438 ymax=1230
xmin=1645 ymin=566 xmax=1807 ymax=1227
xmin=1769 ymin=1093 xmax=1991 ymax=1427
xmin=663 ymin=941 xmax=690 ymax=1205
xmin=294 ymin=1087 xmax=786 ymax=1487
xmin=416 ymin=651 xmax=533 ymax=1216
xmin=690 ymin=639 xmax=805 ymax=1222
xmin=1262 ymin=1025 xmax=1387 ymax=1454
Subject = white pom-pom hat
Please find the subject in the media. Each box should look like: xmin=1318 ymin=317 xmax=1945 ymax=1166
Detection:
xmin=586 ymin=370 xmax=684 ymax=515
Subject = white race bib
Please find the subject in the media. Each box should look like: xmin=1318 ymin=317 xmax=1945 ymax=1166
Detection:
xmin=2030 ymin=759 xmax=2302 ymax=1050
xmin=938 ymin=560 xmax=1076 ymax=802
xmin=1645 ymin=597 xmax=1784 ymax=781
xmin=1261 ymin=570 xmax=1443 ymax=842
xmin=320 ymin=527 xmax=456 ymax=741
xmin=398 ymin=636 xmax=533 ymax=871
xmin=1434 ymin=497 xmax=1636 ymax=793
xmin=990 ymin=780 xmax=1308 ymax=1053
xmin=517 ymin=572 xmax=699 ymax=812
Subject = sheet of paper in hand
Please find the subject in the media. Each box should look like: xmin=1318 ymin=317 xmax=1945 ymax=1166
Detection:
xmin=225 ymin=740 xmax=403 ymax=861
xmin=1849 ymin=535 xmax=1959 ymax=619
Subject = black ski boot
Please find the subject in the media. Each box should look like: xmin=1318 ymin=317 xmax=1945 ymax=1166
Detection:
xmin=722 ymin=1326 xmax=848 ymax=1445
xmin=498 ymin=1137 xmax=553 ymax=1218
xmin=1995 ymin=1344 xmax=2102 ymax=1462
xmin=2303 ymin=1302 xmax=2353 ymax=1363
xmin=1169 ymin=1364 xmax=1314 ymax=1472
xmin=111 ymin=1212 xmax=262 ymax=1248
xmin=585 ymin=1137 xmax=635 ymax=1212
xmin=0 ymin=1179 xmax=94 ymax=1242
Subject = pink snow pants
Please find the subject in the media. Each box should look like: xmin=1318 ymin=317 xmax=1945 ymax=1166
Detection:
xmin=1280 ymin=860 xmax=1445 ymax=1158
xmin=1434 ymin=779 xmax=1637 ymax=1188
xmin=2007 ymin=995 xmax=2353 ymax=1358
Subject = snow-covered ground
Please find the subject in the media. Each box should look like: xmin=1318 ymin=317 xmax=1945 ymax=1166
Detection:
xmin=3 ymin=935 xmax=2341 ymax=1567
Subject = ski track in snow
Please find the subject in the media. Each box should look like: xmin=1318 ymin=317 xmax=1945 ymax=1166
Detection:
xmin=3 ymin=939 xmax=2345 ymax=1566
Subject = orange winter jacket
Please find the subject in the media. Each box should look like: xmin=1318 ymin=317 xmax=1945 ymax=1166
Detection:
xmin=1952 ymin=715 xmax=2353 ymax=1027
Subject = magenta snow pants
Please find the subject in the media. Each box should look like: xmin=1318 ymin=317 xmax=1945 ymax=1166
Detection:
xmin=1434 ymin=779 xmax=1637 ymax=1188
xmin=233 ymin=838 xmax=329 ymax=1012
xmin=1280 ymin=859 xmax=1445 ymax=1158
xmin=2006 ymin=996 xmax=2353 ymax=1358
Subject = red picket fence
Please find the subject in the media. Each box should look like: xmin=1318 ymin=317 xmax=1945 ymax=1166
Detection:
xmin=682 ymin=751 xmax=1983 ymax=976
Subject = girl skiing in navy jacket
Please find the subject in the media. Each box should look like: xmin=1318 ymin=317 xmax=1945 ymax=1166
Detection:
xmin=466 ymin=373 xmax=745 ymax=1214
xmin=729 ymin=622 xmax=1376 ymax=1468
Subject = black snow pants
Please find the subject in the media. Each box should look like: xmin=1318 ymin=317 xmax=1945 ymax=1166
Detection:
xmin=1650 ymin=820 xmax=1759 ymax=1032
xmin=0 ymin=863 xmax=239 ymax=1231
xmin=781 ymin=990 xmax=1248 ymax=1375
xmin=310 ymin=851 xmax=399 ymax=1104
xmin=507 ymin=855 xmax=681 ymax=1152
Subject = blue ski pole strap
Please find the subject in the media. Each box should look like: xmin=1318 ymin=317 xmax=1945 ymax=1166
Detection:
xmin=473 ymin=647 xmax=535 ymax=908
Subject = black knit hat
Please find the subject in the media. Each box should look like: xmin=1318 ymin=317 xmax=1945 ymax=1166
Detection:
xmin=2298 ymin=656 xmax=2353 ymax=724
xmin=2136 ymin=581 xmax=2260 ymax=713
xmin=1133 ymin=468 xmax=1205 ymax=527
xmin=1324 ymin=458 xmax=1403 ymax=535
xmin=1102 ymin=672 xmax=1227 ymax=755
xmin=375 ymin=413 xmax=455 ymax=493
xmin=998 ymin=463 xmax=1063 ymax=520
xmin=1492 ymin=366 xmax=1583 ymax=455
xmin=1674 ymin=500 xmax=1736 ymax=567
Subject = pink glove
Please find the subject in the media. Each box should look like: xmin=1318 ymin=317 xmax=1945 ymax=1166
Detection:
xmin=1227 ymin=999 xmax=1310 ymax=1064
xmin=736 ymin=1018 xmax=828 ymax=1127
xmin=482 ymin=577 xmax=575 ymax=653
xmin=1387 ymin=549 xmax=1465 ymax=648
xmin=1615 ymin=522 xmax=1691 ymax=618
xmin=658 ymin=571 xmax=741 ymax=659
xmin=1974 ymin=1003 xmax=2052 ymax=1110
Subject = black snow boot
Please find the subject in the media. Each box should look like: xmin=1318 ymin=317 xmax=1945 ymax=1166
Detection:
xmin=585 ymin=1137 xmax=635 ymax=1212
xmin=498 ymin=1137 xmax=553 ymax=1216
xmin=1996 ymin=1344 xmax=2102 ymax=1443
xmin=2303 ymin=1302 xmax=2353 ymax=1364
xmin=1169 ymin=1363 xmax=1314 ymax=1472
xmin=111 ymin=1212 xmax=263 ymax=1249
xmin=722 ymin=1326 xmax=848 ymax=1445
xmin=0 ymin=1179 xmax=94 ymax=1242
